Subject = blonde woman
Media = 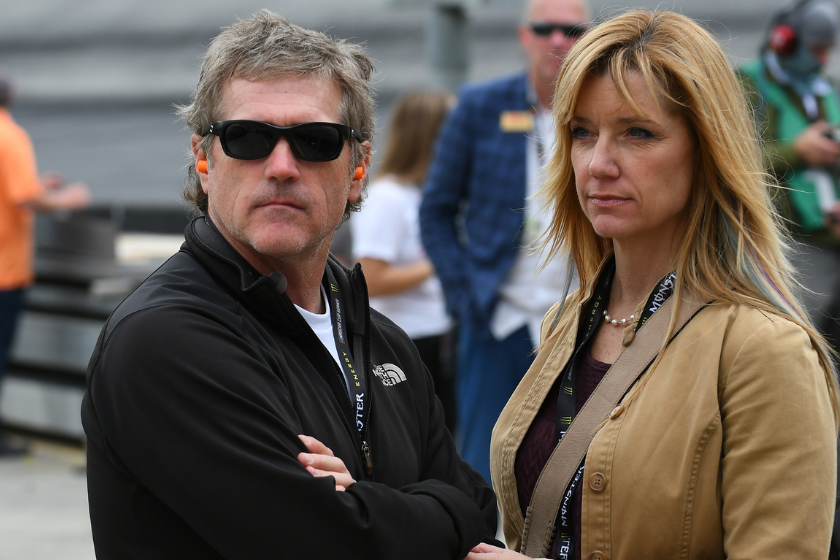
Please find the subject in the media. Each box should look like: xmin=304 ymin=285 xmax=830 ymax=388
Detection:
xmin=471 ymin=10 xmax=840 ymax=560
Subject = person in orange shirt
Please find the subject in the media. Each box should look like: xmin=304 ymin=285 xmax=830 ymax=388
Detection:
xmin=0 ymin=67 xmax=89 ymax=455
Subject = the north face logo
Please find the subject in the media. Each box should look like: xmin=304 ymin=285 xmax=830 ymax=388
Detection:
xmin=373 ymin=363 xmax=407 ymax=386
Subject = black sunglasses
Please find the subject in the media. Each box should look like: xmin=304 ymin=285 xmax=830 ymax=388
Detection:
xmin=529 ymin=22 xmax=588 ymax=38
xmin=201 ymin=120 xmax=363 ymax=162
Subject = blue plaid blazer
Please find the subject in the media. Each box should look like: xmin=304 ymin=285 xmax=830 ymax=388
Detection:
xmin=420 ymin=73 xmax=530 ymax=335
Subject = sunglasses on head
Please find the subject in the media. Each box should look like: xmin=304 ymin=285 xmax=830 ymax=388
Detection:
xmin=201 ymin=120 xmax=363 ymax=162
xmin=530 ymin=22 xmax=588 ymax=38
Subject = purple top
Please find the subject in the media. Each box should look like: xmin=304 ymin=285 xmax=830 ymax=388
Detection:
xmin=515 ymin=350 xmax=611 ymax=560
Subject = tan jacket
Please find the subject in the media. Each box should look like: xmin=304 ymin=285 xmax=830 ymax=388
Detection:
xmin=491 ymin=284 xmax=838 ymax=559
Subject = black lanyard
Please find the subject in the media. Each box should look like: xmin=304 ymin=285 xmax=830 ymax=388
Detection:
xmin=323 ymin=267 xmax=369 ymax=436
xmin=552 ymin=259 xmax=676 ymax=559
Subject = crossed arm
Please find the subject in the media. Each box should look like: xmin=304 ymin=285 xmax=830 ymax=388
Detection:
xmin=299 ymin=435 xmax=517 ymax=560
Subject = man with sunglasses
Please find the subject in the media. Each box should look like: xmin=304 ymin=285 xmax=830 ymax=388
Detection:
xmin=420 ymin=0 xmax=589 ymax=484
xmin=81 ymin=11 xmax=497 ymax=560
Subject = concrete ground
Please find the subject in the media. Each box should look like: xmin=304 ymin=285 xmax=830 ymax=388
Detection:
xmin=0 ymin=438 xmax=92 ymax=560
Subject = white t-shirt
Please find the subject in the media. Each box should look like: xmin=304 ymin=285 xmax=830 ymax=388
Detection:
xmin=351 ymin=176 xmax=451 ymax=339
xmin=294 ymin=296 xmax=340 ymax=366
xmin=491 ymin=107 xmax=578 ymax=345
xmin=294 ymin=289 xmax=349 ymax=394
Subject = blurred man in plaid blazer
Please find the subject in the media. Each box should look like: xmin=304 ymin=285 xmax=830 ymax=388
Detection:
xmin=420 ymin=0 xmax=589 ymax=482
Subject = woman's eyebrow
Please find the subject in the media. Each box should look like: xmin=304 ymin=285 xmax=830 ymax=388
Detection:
xmin=617 ymin=115 xmax=653 ymax=125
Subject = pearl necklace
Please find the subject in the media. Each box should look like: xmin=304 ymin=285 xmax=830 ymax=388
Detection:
xmin=603 ymin=309 xmax=635 ymax=327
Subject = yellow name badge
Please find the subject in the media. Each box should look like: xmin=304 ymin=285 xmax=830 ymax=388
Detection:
xmin=499 ymin=110 xmax=534 ymax=133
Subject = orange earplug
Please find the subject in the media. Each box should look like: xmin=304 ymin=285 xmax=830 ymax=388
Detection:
xmin=354 ymin=167 xmax=364 ymax=180
xmin=196 ymin=160 xmax=208 ymax=174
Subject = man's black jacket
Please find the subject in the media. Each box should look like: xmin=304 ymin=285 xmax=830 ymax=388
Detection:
xmin=82 ymin=217 xmax=497 ymax=560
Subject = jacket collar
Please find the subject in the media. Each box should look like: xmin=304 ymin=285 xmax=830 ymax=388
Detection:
xmin=183 ymin=216 xmax=368 ymax=337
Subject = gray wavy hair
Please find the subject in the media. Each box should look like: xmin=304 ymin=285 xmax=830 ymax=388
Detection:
xmin=176 ymin=10 xmax=375 ymax=219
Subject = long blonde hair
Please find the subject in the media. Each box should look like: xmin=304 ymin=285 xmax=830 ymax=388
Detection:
xmin=541 ymin=10 xmax=839 ymax=419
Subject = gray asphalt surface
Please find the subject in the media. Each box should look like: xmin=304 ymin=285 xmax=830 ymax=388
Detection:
xmin=0 ymin=441 xmax=89 ymax=560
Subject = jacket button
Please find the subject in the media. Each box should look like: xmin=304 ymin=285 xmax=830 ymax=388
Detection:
xmin=589 ymin=472 xmax=607 ymax=492
xmin=590 ymin=552 xmax=607 ymax=560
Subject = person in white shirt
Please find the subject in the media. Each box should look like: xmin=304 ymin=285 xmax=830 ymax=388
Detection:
xmin=352 ymin=91 xmax=457 ymax=432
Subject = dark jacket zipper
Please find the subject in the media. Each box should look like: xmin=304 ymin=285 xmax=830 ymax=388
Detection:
xmin=322 ymin=337 xmax=374 ymax=481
